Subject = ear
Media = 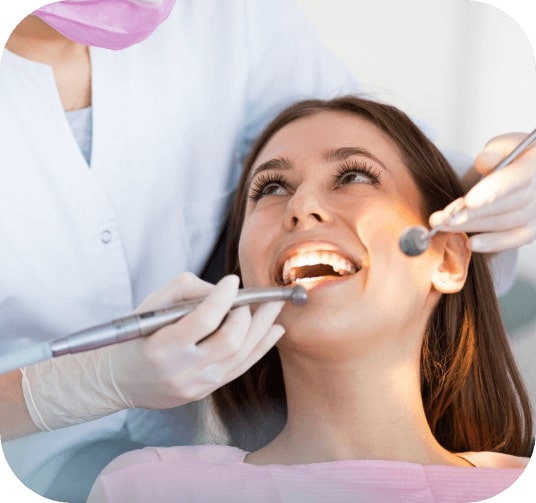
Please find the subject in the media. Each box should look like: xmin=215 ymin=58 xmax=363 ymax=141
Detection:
xmin=431 ymin=232 xmax=471 ymax=294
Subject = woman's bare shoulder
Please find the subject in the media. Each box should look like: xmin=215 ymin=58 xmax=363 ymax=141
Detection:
xmin=457 ymin=451 xmax=531 ymax=469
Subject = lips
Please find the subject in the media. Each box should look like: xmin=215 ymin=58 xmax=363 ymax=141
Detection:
xmin=277 ymin=246 xmax=360 ymax=286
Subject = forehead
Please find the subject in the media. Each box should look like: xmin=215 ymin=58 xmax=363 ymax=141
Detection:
xmin=254 ymin=110 xmax=402 ymax=165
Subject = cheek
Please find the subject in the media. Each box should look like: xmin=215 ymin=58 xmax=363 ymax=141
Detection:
xmin=359 ymin=204 xmax=433 ymax=288
xmin=356 ymin=201 xmax=417 ymax=249
xmin=238 ymin=216 xmax=273 ymax=287
xmin=238 ymin=225 xmax=255 ymax=286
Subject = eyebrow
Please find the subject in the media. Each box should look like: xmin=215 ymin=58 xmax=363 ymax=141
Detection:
xmin=248 ymin=157 xmax=292 ymax=183
xmin=323 ymin=147 xmax=387 ymax=170
xmin=248 ymin=146 xmax=388 ymax=184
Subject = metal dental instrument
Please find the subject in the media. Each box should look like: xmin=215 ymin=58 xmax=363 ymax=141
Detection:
xmin=0 ymin=285 xmax=308 ymax=375
xmin=399 ymin=127 xmax=536 ymax=257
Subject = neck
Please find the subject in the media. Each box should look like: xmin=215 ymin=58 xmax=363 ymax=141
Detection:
xmin=247 ymin=346 xmax=467 ymax=467
xmin=6 ymin=16 xmax=92 ymax=111
xmin=6 ymin=16 xmax=84 ymax=63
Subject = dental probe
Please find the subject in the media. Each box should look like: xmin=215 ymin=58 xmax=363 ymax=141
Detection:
xmin=0 ymin=285 xmax=308 ymax=375
xmin=399 ymin=127 xmax=536 ymax=257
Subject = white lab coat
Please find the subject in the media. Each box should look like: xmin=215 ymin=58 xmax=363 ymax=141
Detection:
xmin=0 ymin=0 xmax=356 ymax=501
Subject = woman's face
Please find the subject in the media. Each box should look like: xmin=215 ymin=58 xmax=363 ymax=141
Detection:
xmin=239 ymin=111 xmax=444 ymax=355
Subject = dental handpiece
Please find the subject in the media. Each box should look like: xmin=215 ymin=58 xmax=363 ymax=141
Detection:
xmin=0 ymin=286 xmax=308 ymax=375
xmin=399 ymin=127 xmax=536 ymax=256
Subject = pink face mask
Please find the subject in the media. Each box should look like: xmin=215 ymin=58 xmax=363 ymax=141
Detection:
xmin=33 ymin=0 xmax=176 ymax=50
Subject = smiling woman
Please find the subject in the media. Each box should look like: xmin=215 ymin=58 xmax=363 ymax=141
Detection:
xmin=87 ymin=96 xmax=533 ymax=503
xmin=218 ymin=97 xmax=533 ymax=454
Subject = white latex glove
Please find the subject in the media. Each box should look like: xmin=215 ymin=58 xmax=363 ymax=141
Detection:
xmin=429 ymin=132 xmax=536 ymax=253
xmin=112 ymin=273 xmax=285 ymax=408
xmin=22 ymin=273 xmax=285 ymax=430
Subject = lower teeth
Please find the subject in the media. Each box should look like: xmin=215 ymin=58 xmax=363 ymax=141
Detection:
xmin=295 ymin=276 xmax=333 ymax=284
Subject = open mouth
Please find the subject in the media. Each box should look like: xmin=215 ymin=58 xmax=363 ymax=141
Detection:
xmin=279 ymin=250 xmax=360 ymax=286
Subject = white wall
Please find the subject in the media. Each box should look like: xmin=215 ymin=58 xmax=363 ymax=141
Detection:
xmin=294 ymin=0 xmax=536 ymax=157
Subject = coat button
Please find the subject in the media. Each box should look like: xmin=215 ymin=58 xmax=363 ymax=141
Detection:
xmin=101 ymin=230 xmax=112 ymax=244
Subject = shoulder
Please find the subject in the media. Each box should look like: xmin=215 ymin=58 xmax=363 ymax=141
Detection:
xmin=457 ymin=451 xmax=530 ymax=469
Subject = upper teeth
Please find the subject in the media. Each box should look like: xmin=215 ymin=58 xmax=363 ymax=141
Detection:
xmin=281 ymin=251 xmax=358 ymax=285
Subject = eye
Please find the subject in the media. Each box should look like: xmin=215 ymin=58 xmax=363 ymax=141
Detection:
xmin=248 ymin=173 xmax=289 ymax=201
xmin=334 ymin=161 xmax=381 ymax=187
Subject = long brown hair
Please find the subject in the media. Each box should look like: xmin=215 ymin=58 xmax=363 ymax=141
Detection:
xmin=212 ymin=96 xmax=533 ymax=456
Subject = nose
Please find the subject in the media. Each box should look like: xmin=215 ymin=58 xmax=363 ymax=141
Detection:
xmin=283 ymin=185 xmax=330 ymax=231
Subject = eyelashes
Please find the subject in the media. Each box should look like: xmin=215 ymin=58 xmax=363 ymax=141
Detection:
xmin=248 ymin=172 xmax=289 ymax=201
xmin=333 ymin=160 xmax=381 ymax=187
xmin=247 ymin=160 xmax=382 ymax=202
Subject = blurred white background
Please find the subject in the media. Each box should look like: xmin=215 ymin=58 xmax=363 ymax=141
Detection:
xmin=295 ymin=0 xmax=536 ymax=421
xmin=296 ymin=0 xmax=536 ymax=156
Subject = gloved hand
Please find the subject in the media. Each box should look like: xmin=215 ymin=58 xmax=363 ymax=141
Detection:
xmin=429 ymin=132 xmax=536 ymax=253
xmin=22 ymin=273 xmax=285 ymax=430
